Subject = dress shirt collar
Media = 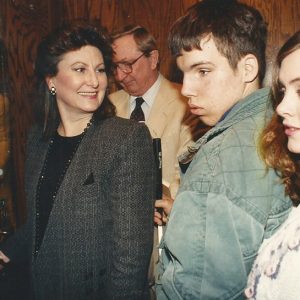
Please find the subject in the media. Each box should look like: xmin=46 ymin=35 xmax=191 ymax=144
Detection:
xmin=129 ymin=73 xmax=162 ymax=108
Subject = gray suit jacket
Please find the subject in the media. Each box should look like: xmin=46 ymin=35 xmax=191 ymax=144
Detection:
xmin=1 ymin=117 xmax=156 ymax=300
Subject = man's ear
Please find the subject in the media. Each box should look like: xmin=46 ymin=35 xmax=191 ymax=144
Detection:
xmin=242 ymin=54 xmax=259 ymax=83
xmin=149 ymin=50 xmax=159 ymax=69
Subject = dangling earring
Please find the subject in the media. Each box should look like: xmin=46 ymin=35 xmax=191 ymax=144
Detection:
xmin=49 ymin=86 xmax=56 ymax=96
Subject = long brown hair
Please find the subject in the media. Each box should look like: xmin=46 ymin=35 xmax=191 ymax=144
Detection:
xmin=260 ymin=31 xmax=300 ymax=204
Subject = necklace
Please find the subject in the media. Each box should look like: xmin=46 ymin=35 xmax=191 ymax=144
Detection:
xmin=33 ymin=117 xmax=94 ymax=257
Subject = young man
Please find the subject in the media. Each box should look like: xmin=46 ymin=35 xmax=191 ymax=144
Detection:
xmin=156 ymin=1 xmax=291 ymax=299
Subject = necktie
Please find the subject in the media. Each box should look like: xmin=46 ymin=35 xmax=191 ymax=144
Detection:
xmin=130 ymin=97 xmax=145 ymax=122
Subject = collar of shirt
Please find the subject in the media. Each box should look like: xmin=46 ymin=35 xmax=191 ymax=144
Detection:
xmin=218 ymin=102 xmax=237 ymax=124
xmin=129 ymin=73 xmax=162 ymax=121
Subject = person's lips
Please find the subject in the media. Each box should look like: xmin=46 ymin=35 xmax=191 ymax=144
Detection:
xmin=78 ymin=91 xmax=98 ymax=99
xmin=283 ymin=123 xmax=300 ymax=136
xmin=188 ymin=103 xmax=204 ymax=115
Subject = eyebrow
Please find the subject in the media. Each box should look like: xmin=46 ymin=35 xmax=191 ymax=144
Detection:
xmin=190 ymin=61 xmax=215 ymax=69
xmin=113 ymin=57 xmax=137 ymax=64
xmin=279 ymin=77 xmax=300 ymax=86
xmin=71 ymin=61 xmax=105 ymax=66
xmin=290 ymin=77 xmax=300 ymax=84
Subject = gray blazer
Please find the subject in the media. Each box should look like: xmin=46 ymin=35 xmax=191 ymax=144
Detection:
xmin=1 ymin=116 xmax=156 ymax=299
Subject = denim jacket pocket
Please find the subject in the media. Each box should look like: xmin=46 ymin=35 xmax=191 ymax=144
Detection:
xmin=159 ymin=248 xmax=184 ymax=300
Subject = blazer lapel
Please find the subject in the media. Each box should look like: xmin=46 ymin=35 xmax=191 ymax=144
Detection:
xmin=52 ymin=124 xmax=99 ymax=209
xmin=26 ymin=135 xmax=50 ymax=209
xmin=147 ymin=78 xmax=174 ymax=138
xmin=115 ymin=91 xmax=130 ymax=118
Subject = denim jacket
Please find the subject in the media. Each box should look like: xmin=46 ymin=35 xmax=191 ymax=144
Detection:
xmin=156 ymin=88 xmax=292 ymax=300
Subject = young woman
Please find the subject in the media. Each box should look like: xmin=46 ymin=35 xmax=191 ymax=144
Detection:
xmin=0 ymin=22 xmax=156 ymax=299
xmin=245 ymin=30 xmax=300 ymax=299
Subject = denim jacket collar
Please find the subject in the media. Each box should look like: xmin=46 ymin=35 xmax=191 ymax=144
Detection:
xmin=179 ymin=87 xmax=271 ymax=164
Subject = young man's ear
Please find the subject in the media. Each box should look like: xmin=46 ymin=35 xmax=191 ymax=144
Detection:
xmin=242 ymin=54 xmax=259 ymax=83
xmin=149 ymin=50 xmax=159 ymax=70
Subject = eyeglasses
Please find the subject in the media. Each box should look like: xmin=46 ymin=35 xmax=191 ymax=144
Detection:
xmin=113 ymin=53 xmax=145 ymax=74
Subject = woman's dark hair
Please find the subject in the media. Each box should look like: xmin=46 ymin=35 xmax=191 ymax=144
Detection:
xmin=34 ymin=20 xmax=115 ymax=139
xmin=260 ymin=30 xmax=300 ymax=204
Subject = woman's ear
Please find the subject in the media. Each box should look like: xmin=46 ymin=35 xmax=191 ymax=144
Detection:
xmin=45 ymin=76 xmax=54 ymax=90
xmin=242 ymin=54 xmax=259 ymax=83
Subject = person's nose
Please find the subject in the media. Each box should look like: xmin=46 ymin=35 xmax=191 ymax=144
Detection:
xmin=181 ymin=74 xmax=196 ymax=98
xmin=86 ymin=70 xmax=99 ymax=88
xmin=114 ymin=67 xmax=128 ymax=82
xmin=276 ymin=92 xmax=294 ymax=118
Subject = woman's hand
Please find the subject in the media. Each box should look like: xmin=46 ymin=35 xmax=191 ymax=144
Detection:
xmin=154 ymin=196 xmax=174 ymax=225
xmin=0 ymin=250 xmax=10 ymax=271
xmin=0 ymin=250 xmax=10 ymax=263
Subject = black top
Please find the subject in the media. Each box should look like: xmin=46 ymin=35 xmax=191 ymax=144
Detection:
xmin=35 ymin=132 xmax=82 ymax=254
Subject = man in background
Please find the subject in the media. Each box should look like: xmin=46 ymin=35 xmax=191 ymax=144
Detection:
xmin=156 ymin=0 xmax=291 ymax=299
xmin=109 ymin=25 xmax=203 ymax=298
xmin=109 ymin=25 xmax=201 ymax=193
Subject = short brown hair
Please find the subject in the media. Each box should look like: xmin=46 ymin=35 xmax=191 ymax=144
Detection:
xmin=169 ymin=0 xmax=267 ymax=84
xmin=112 ymin=25 xmax=157 ymax=57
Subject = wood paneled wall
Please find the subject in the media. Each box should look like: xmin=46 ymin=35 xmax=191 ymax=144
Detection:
xmin=1 ymin=0 xmax=63 ymax=224
xmin=1 ymin=0 xmax=300 ymax=224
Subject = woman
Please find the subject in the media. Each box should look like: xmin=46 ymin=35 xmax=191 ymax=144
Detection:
xmin=0 ymin=22 xmax=156 ymax=299
xmin=245 ymin=30 xmax=300 ymax=299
